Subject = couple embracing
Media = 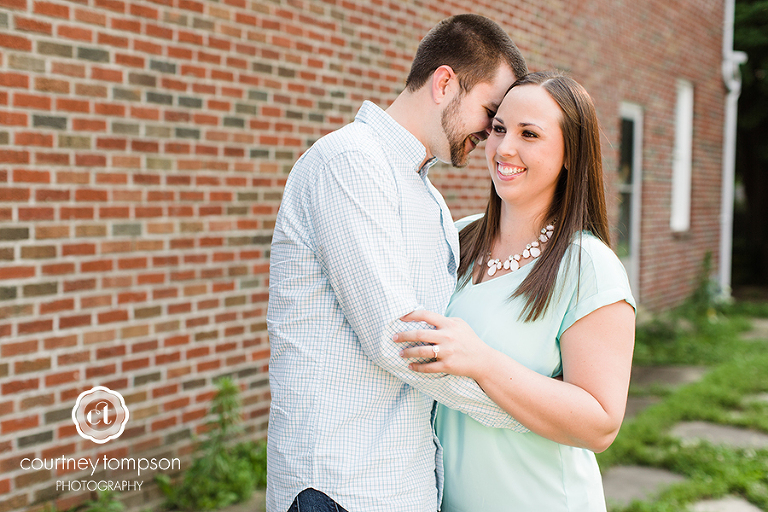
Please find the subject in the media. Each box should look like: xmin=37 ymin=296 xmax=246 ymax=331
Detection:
xmin=267 ymin=13 xmax=636 ymax=512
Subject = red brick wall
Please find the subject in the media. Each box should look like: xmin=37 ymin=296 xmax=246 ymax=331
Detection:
xmin=0 ymin=0 xmax=725 ymax=510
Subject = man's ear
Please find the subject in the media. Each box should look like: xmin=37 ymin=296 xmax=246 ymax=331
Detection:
xmin=431 ymin=65 xmax=457 ymax=105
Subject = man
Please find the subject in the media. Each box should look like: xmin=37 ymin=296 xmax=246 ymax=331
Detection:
xmin=267 ymin=14 xmax=528 ymax=512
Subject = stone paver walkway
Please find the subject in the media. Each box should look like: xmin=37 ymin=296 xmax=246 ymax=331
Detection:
xmin=741 ymin=318 xmax=768 ymax=341
xmin=630 ymin=365 xmax=709 ymax=387
xmin=602 ymin=466 xmax=686 ymax=507
xmin=623 ymin=365 xmax=709 ymax=421
xmin=601 ymin=365 xmax=709 ymax=509
xmin=603 ymin=316 xmax=768 ymax=512
xmin=692 ymin=496 xmax=764 ymax=512
xmin=624 ymin=396 xmax=661 ymax=420
xmin=672 ymin=421 xmax=768 ymax=449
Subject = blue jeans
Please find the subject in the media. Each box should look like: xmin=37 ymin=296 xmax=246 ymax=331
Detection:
xmin=287 ymin=488 xmax=348 ymax=512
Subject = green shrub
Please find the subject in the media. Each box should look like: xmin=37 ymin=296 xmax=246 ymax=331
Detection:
xmin=632 ymin=313 xmax=754 ymax=366
xmin=156 ymin=377 xmax=267 ymax=511
xmin=81 ymin=491 xmax=125 ymax=512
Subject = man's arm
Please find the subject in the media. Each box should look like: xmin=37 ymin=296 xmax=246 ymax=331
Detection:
xmin=309 ymin=150 xmax=526 ymax=431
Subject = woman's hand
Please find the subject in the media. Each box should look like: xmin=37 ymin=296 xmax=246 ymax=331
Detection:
xmin=394 ymin=309 xmax=494 ymax=379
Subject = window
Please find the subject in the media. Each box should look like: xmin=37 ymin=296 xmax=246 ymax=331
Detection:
xmin=618 ymin=103 xmax=643 ymax=296
xmin=670 ymin=79 xmax=694 ymax=232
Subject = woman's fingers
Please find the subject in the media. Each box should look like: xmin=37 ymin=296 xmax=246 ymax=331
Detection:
xmin=399 ymin=345 xmax=439 ymax=359
xmin=400 ymin=309 xmax=445 ymax=327
xmin=398 ymin=345 xmax=444 ymax=373
xmin=393 ymin=328 xmax=438 ymax=344
xmin=407 ymin=361 xmax=443 ymax=373
xmin=393 ymin=311 xmax=479 ymax=377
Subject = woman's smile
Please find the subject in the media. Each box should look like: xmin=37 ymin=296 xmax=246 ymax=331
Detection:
xmin=496 ymin=162 xmax=527 ymax=179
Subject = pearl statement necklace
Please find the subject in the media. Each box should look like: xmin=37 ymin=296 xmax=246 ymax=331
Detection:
xmin=486 ymin=224 xmax=555 ymax=277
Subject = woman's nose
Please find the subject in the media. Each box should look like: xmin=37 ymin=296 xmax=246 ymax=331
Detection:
xmin=495 ymin=135 xmax=517 ymax=158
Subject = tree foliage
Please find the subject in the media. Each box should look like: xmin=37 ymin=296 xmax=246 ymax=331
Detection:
xmin=733 ymin=0 xmax=768 ymax=286
xmin=735 ymin=0 xmax=768 ymax=132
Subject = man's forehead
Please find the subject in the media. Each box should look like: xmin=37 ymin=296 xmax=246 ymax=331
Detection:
xmin=470 ymin=82 xmax=507 ymax=108
xmin=480 ymin=65 xmax=517 ymax=95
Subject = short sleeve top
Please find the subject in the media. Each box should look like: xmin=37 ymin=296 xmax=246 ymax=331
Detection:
xmin=436 ymin=215 xmax=636 ymax=512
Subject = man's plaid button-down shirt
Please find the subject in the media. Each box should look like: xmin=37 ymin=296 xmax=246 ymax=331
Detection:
xmin=266 ymin=101 xmax=526 ymax=512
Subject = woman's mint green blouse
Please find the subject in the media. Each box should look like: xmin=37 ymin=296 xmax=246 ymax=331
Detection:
xmin=437 ymin=216 xmax=636 ymax=512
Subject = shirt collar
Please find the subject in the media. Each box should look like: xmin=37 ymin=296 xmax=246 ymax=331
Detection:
xmin=355 ymin=101 xmax=438 ymax=177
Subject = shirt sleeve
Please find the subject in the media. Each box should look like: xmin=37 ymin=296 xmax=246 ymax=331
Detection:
xmin=454 ymin=213 xmax=484 ymax=232
xmin=308 ymin=150 xmax=527 ymax=432
xmin=558 ymin=236 xmax=637 ymax=339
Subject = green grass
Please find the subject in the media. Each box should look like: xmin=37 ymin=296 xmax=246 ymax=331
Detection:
xmin=631 ymin=311 xmax=757 ymax=366
xmin=598 ymin=304 xmax=768 ymax=511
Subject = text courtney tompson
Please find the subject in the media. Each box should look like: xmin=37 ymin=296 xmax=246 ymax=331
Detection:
xmin=20 ymin=455 xmax=181 ymax=477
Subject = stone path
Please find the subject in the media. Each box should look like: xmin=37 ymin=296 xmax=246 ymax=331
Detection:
xmin=740 ymin=318 xmax=768 ymax=341
xmin=602 ymin=466 xmax=686 ymax=508
xmin=692 ymin=497 xmax=764 ymax=512
xmin=629 ymin=365 xmax=709 ymax=387
xmin=672 ymin=421 xmax=768 ymax=449
xmin=602 ymin=317 xmax=768 ymax=512
xmin=603 ymin=365 xmax=709 ymax=508
xmin=623 ymin=365 xmax=708 ymax=420
xmin=623 ymin=396 xmax=660 ymax=419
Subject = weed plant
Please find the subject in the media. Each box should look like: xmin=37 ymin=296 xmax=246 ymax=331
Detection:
xmin=156 ymin=377 xmax=267 ymax=511
xmin=81 ymin=491 xmax=125 ymax=512
xmin=632 ymin=312 xmax=755 ymax=366
xmin=633 ymin=254 xmax=766 ymax=366
xmin=42 ymin=490 xmax=126 ymax=512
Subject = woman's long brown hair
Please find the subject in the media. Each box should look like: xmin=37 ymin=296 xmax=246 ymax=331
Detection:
xmin=457 ymin=71 xmax=610 ymax=322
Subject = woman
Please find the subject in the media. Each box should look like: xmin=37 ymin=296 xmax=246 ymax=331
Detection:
xmin=395 ymin=71 xmax=636 ymax=511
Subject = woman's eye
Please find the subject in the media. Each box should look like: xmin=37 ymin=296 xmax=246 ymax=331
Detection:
xmin=492 ymin=125 xmax=506 ymax=134
xmin=522 ymin=130 xmax=538 ymax=138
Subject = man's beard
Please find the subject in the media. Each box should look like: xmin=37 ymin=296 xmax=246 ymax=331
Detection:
xmin=440 ymin=94 xmax=469 ymax=168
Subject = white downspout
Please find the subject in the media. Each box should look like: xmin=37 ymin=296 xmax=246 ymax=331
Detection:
xmin=718 ymin=0 xmax=747 ymax=297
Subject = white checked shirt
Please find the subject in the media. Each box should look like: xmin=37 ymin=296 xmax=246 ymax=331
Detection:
xmin=267 ymin=101 xmax=527 ymax=512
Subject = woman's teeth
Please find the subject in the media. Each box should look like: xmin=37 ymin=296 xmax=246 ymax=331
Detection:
xmin=498 ymin=163 xmax=526 ymax=176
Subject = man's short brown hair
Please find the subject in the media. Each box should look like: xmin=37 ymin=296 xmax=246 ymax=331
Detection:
xmin=405 ymin=14 xmax=527 ymax=94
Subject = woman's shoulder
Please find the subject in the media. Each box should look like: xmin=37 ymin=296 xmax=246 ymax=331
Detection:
xmin=566 ymin=231 xmax=629 ymax=288
xmin=569 ymin=231 xmax=617 ymax=261
xmin=558 ymin=232 xmax=636 ymax=336
xmin=562 ymin=231 xmax=629 ymax=285
xmin=454 ymin=213 xmax=484 ymax=232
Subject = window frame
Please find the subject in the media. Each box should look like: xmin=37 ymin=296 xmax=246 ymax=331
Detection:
xmin=618 ymin=102 xmax=644 ymax=298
